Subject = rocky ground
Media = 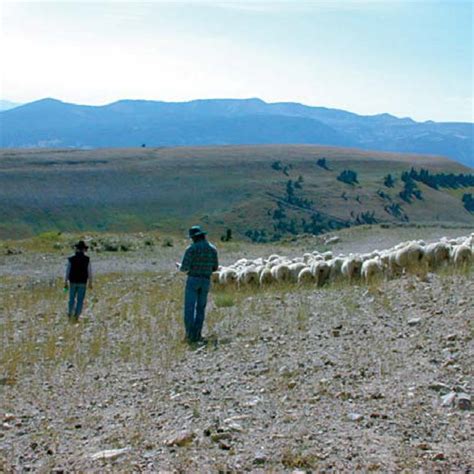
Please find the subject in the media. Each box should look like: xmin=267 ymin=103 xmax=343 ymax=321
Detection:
xmin=0 ymin=226 xmax=473 ymax=472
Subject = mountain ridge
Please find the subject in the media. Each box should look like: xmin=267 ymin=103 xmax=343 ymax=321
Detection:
xmin=1 ymin=97 xmax=472 ymax=167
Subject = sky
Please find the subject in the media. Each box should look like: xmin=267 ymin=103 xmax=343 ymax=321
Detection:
xmin=1 ymin=0 xmax=472 ymax=122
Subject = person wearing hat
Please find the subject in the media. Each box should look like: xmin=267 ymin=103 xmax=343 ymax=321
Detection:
xmin=176 ymin=226 xmax=219 ymax=343
xmin=64 ymin=240 xmax=93 ymax=320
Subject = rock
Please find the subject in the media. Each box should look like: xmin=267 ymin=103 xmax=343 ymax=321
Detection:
xmin=445 ymin=334 xmax=457 ymax=341
xmin=416 ymin=442 xmax=431 ymax=450
xmin=211 ymin=432 xmax=232 ymax=442
xmin=347 ymin=413 xmax=364 ymax=422
xmin=253 ymin=451 xmax=267 ymax=465
xmin=428 ymin=382 xmax=450 ymax=393
xmin=457 ymin=393 xmax=471 ymax=410
xmin=218 ymin=440 xmax=232 ymax=450
xmin=441 ymin=392 xmax=456 ymax=407
xmin=164 ymin=431 xmax=196 ymax=447
xmin=3 ymin=413 xmax=16 ymax=422
xmin=407 ymin=318 xmax=422 ymax=326
xmin=90 ymin=448 xmax=130 ymax=461
xmin=226 ymin=421 xmax=244 ymax=432
xmin=432 ymin=452 xmax=446 ymax=461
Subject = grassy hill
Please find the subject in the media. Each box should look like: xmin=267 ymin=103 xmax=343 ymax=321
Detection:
xmin=0 ymin=145 xmax=472 ymax=239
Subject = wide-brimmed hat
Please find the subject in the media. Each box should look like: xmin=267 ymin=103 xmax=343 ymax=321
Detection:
xmin=75 ymin=240 xmax=89 ymax=250
xmin=188 ymin=226 xmax=207 ymax=238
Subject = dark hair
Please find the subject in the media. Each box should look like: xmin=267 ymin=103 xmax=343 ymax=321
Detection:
xmin=192 ymin=233 xmax=206 ymax=243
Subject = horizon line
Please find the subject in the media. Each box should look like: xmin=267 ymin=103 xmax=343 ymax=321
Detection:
xmin=3 ymin=96 xmax=473 ymax=125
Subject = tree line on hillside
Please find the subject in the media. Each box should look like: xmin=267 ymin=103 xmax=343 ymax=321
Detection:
xmin=408 ymin=168 xmax=474 ymax=189
xmin=462 ymin=194 xmax=474 ymax=213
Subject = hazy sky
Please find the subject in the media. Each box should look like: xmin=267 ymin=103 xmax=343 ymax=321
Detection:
xmin=1 ymin=0 xmax=472 ymax=122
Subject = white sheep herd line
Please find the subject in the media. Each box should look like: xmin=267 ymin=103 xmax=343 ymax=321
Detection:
xmin=212 ymin=233 xmax=474 ymax=288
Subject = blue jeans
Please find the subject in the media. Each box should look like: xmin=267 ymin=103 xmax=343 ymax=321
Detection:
xmin=68 ymin=283 xmax=87 ymax=317
xmin=184 ymin=276 xmax=210 ymax=342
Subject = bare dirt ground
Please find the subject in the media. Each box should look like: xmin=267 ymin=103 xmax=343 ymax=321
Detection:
xmin=0 ymin=225 xmax=473 ymax=472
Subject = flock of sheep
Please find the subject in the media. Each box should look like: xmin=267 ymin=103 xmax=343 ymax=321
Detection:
xmin=212 ymin=234 xmax=474 ymax=288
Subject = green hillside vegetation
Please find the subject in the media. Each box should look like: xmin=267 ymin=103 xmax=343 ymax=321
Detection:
xmin=0 ymin=145 xmax=472 ymax=240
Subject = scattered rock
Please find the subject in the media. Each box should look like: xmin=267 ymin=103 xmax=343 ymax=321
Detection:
xmin=89 ymin=448 xmax=130 ymax=461
xmin=428 ymin=382 xmax=450 ymax=393
xmin=347 ymin=413 xmax=364 ymax=422
xmin=416 ymin=442 xmax=431 ymax=450
xmin=441 ymin=392 xmax=456 ymax=407
xmin=325 ymin=236 xmax=340 ymax=245
xmin=3 ymin=413 xmax=16 ymax=422
xmin=407 ymin=318 xmax=422 ymax=326
xmin=164 ymin=431 xmax=196 ymax=447
xmin=218 ymin=440 xmax=232 ymax=450
xmin=211 ymin=432 xmax=232 ymax=442
xmin=457 ymin=393 xmax=471 ymax=410
xmin=253 ymin=451 xmax=267 ymax=465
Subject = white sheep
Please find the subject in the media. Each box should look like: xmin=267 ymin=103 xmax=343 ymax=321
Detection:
xmin=322 ymin=251 xmax=333 ymax=261
xmin=297 ymin=267 xmax=314 ymax=284
xmin=423 ymin=242 xmax=451 ymax=271
xmin=238 ymin=266 xmax=259 ymax=286
xmin=289 ymin=262 xmax=307 ymax=281
xmin=219 ymin=268 xmax=238 ymax=286
xmin=311 ymin=261 xmax=330 ymax=286
xmin=327 ymin=257 xmax=344 ymax=282
xmin=394 ymin=242 xmax=425 ymax=273
xmin=451 ymin=244 xmax=472 ymax=268
xmin=341 ymin=256 xmax=363 ymax=281
xmin=259 ymin=268 xmax=274 ymax=286
xmin=271 ymin=263 xmax=291 ymax=282
xmin=361 ymin=257 xmax=384 ymax=284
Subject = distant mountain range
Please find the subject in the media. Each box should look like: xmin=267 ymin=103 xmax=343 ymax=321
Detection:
xmin=0 ymin=100 xmax=21 ymax=112
xmin=0 ymin=98 xmax=472 ymax=167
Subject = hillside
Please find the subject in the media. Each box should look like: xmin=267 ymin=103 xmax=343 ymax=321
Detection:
xmin=0 ymin=98 xmax=472 ymax=167
xmin=0 ymin=145 xmax=472 ymax=239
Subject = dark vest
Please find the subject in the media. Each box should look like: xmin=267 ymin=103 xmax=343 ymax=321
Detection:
xmin=68 ymin=253 xmax=90 ymax=283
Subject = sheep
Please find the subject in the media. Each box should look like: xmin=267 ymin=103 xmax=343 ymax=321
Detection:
xmin=322 ymin=251 xmax=333 ymax=261
xmin=341 ymin=255 xmax=363 ymax=281
xmin=297 ymin=267 xmax=314 ymax=284
xmin=289 ymin=262 xmax=307 ymax=281
xmin=423 ymin=242 xmax=451 ymax=271
xmin=219 ymin=268 xmax=238 ymax=286
xmin=259 ymin=268 xmax=274 ymax=286
xmin=267 ymin=254 xmax=280 ymax=263
xmin=271 ymin=263 xmax=291 ymax=282
xmin=303 ymin=253 xmax=313 ymax=263
xmin=327 ymin=257 xmax=344 ymax=282
xmin=387 ymin=251 xmax=403 ymax=278
xmin=238 ymin=266 xmax=259 ymax=286
xmin=311 ymin=261 xmax=330 ymax=286
xmin=394 ymin=242 xmax=425 ymax=273
xmin=451 ymin=244 xmax=472 ymax=269
xmin=361 ymin=257 xmax=384 ymax=284
xmin=211 ymin=271 xmax=221 ymax=285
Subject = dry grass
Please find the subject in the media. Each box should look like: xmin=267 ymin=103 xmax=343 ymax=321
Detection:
xmin=1 ymin=227 xmax=473 ymax=471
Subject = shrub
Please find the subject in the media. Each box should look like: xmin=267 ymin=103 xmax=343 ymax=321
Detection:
xmin=337 ymin=169 xmax=358 ymax=185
